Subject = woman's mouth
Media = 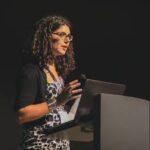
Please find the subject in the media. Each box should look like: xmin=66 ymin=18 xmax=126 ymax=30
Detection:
xmin=61 ymin=45 xmax=68 ymax=49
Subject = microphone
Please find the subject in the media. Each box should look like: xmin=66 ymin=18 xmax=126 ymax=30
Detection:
xmin=78 ymin=74 xmax=87 ymax=89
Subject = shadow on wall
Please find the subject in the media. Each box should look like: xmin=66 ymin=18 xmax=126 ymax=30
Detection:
xmin=0 ymin=96 xmax=22 ymax=150
xmin=0 ymin=72 xmax=22 ymax=150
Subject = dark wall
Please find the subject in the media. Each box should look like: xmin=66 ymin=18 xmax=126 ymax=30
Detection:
xmin=1 ymin=2 xmax=149 ymax=150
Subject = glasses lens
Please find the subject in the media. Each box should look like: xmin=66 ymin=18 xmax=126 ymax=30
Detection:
xmin=53 ymin=32 xmax=73 ymax=41
xmin=68 ymin=35 xmax=73 ymax=41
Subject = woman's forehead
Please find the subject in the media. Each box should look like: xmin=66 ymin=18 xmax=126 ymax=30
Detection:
xmin=54 ymin=25 xmax=70 ymax=33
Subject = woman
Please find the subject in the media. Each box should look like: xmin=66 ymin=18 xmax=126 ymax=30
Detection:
xmin=15 ymin=15 xmax=82 ymax=150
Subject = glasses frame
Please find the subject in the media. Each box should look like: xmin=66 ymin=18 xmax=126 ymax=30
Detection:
xmin=52 ymin=32 xmax=73 ymax=42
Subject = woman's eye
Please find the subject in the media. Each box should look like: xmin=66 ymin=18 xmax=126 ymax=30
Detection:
xmin=59 ymin=32 xmax=66 ymax=37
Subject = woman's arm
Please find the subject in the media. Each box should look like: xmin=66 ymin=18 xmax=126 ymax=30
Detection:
xmin=16 ymin=102 xmax=49 ymax=125
xmin=15 ymin=64 xmax=49 ymax=125
xmin=16 ymin=79 xmax=82 ymax=125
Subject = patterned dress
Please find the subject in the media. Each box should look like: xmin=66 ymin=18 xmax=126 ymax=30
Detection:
xmin=21 ymin=77 xmax=70 ymax=150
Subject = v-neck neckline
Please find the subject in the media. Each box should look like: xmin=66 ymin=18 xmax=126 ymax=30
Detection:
xmin=46 ymin=76 xmax=61 ymax=85
xmin=43 ymin=67 xmax=61 ymax=83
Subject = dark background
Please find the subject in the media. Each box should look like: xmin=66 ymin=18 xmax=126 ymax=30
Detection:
xmin=1 ymin=1 xmax=149 ymax=150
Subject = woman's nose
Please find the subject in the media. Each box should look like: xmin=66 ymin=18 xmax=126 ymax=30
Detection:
xmin=64 ymin=37 xmax=70 ymax=43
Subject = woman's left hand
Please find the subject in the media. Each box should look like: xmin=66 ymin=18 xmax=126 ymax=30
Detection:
xmin=56 ymin=80 xmax=82 ymax=106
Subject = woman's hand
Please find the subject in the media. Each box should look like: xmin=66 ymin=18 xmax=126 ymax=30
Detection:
xmin=56 ymin=80 xmax=82 ymax=106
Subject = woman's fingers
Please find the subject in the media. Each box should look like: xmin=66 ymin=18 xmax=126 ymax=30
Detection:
xmin=69 ymin=80 xmax=79 ymax=85
xmin=70 ymin=82 xmax=81 ymax=89
xmin=71 ymin=89 xmax=82 ymax=94
xmin=71 ymin=94 xmax=82 ymax=100
xmin=65 ymin=81 xmax=81 ymax=91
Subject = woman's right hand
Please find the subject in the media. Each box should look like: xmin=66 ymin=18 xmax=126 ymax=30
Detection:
xmin=56 ymin=80 xmax=82 ymax=106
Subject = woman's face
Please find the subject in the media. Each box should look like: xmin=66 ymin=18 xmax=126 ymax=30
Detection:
xmin=51 ymin=25 xmax=72 ymax=56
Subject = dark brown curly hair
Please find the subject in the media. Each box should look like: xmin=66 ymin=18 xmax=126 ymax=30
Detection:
xmin=24 ymin=15 xmax=75 ymax=79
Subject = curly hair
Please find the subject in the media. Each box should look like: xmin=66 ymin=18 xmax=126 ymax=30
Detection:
xmin=24 ymin=15 xmax=75 ymax=79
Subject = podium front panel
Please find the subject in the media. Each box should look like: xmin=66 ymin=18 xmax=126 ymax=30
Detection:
xmin=94 ymin=93 xmax=149 ymax=150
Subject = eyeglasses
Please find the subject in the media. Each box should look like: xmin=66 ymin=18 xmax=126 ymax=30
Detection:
xmin=52 ymin=32 xmax=73 ymax=42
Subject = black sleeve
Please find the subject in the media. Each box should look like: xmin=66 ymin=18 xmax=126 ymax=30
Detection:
xmin=15 ymin=64 xmax=38 ymax=111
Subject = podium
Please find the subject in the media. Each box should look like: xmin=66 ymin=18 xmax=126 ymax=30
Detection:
xmin=66 ymin=93 xmax=149 ymax=150
xmin=66 ymin=79 xmax=126 ymax=142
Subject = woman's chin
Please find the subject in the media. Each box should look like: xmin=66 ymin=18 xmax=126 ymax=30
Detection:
xmin=54 ymin=50 xmax=67 ymax=56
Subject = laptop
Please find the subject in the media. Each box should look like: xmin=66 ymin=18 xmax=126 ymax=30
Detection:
xmin=75 ymin=78 xmax=126 ymax=123
xmin=43 ymin=77 xmax=126 ymax=134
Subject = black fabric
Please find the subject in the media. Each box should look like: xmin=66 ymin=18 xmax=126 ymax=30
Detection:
xmin=15 ymin=63 xmax=46 ymax=111
xmin=14 ymin=62 xmax=73 ymax=114
xmin=14 ymin=63 xmax=75 ymax=128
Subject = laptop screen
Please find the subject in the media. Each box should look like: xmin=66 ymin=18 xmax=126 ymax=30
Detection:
xmin=75 ymin=78 xmax=126 ymax=123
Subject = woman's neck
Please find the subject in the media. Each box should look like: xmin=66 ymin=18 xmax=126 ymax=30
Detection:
xmin=46 ymin=63 xmax=60 ymax=82
xmin=49 ymin=62 xmax=56 ymax=70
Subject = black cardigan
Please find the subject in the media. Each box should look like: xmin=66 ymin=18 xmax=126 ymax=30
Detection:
xmin=14 ymin=63 xmax=72 ymax=113
xmin=15 ymin=63 xmax=47 ymax=111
